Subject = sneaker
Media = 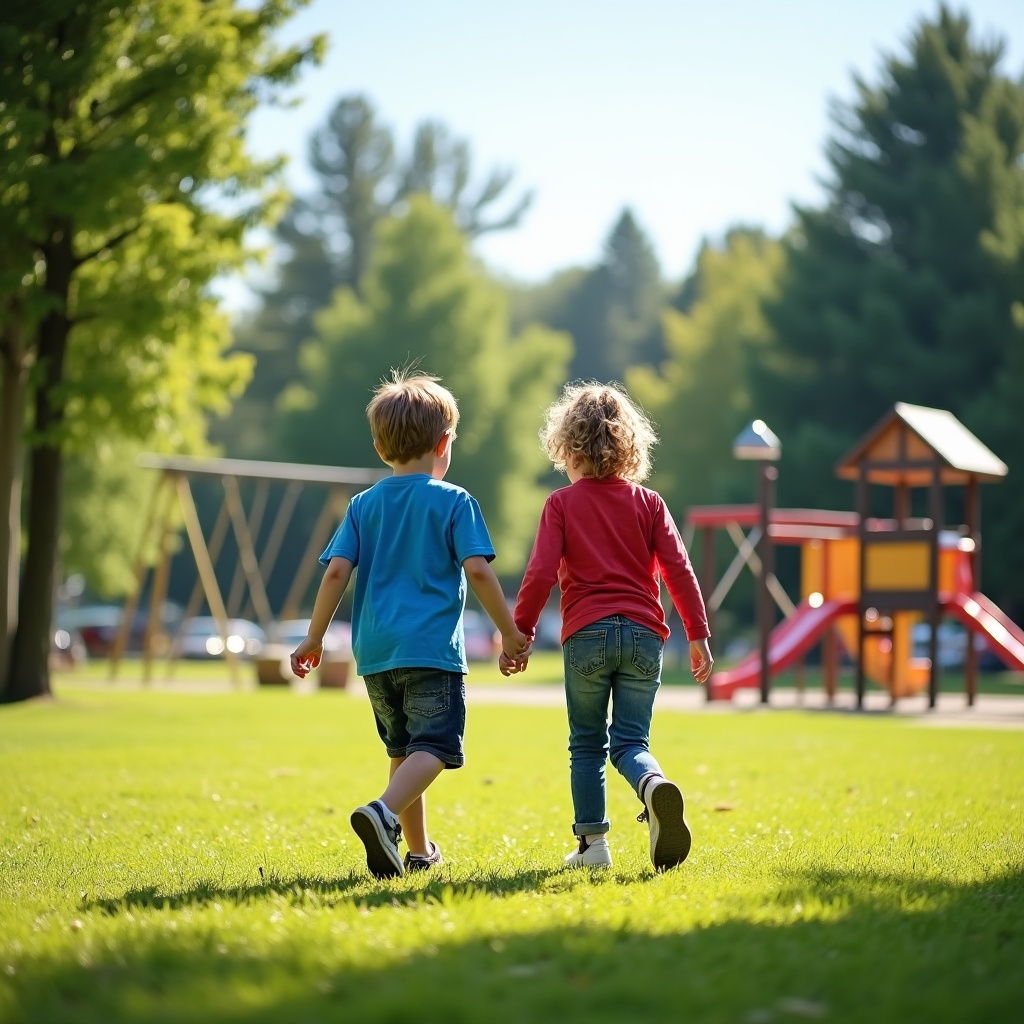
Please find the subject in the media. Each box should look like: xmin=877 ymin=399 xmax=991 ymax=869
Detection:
xmin=563 ymin=834 xmax=612 ymax=868
xmin=637 ymin=774 xmax=692 ymax=870
xmin=350 ymin=801 xmax=404 ymax=878
xmin=403 ymin=841 xmax=444 ymax=872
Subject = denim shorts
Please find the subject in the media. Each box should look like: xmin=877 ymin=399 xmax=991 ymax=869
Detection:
xmin=362 ymin=667 xmax=466 ymax=768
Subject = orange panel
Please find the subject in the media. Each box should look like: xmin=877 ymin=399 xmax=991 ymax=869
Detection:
xmin=862 ymin=423 xmax=901 ymax=462
xmin=827 ymin=537 xmax=861 ymax=600
xmin=905 ymin=431 xmax=935 ymax=462
xmin=801 ymin=540 xmax=824 ymax=599
xmin=864 ymin=541 xmax=931 ymax=591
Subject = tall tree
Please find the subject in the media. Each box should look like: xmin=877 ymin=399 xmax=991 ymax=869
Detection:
xmin=0 ymin=0 xmax=321 ymax=703
xmin=565 ymin=209 xmax=665 ymax=382
xmin=278 ymin=196 xmax=571 ymax=569
xmin=629 ymin=229 xmax=785 ymax=516
xmin=217 ymin=95 xmax=533 ymax=460
xmin=751 ymin=7 xmax=1024 ymax=616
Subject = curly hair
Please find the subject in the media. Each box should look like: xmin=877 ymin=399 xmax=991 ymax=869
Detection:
xmin=541 ymin=382 xmax=658 ymax=482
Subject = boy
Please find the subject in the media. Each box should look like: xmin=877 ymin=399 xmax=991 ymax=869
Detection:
xmin=291 ymin=371 xmax=529 ymax=878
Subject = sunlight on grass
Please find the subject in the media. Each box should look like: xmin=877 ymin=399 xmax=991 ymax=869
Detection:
xmin=1 ymin=688 xmax=1021 ymax=1023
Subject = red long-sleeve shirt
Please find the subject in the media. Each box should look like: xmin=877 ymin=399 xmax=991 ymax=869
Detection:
xmin=514 ymin=476 xmax=710 ymax=645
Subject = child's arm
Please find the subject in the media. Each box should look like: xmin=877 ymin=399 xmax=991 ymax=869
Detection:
xmin=291 ymin=556 xmax=354 ymax=678
xmin=463 ymin=556 xmax=529 ymax=660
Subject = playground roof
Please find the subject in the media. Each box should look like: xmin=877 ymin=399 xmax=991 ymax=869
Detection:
xmin=137 ymin=454 xmax=387 ymax=486
xmin=835 ymin=403 xmax=1008 ymax=486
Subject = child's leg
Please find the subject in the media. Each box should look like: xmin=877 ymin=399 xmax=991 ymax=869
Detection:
xmin=563 ymin=621 xmax=615 ymax=837
xmin=608 ymin=623 xmax=665 ymax=793
xmin=384 ymin=753 xmax=442 ymax=856
xmin=610 ymin=621 xmax=691 ymax=869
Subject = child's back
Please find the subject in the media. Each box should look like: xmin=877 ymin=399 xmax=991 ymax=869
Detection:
xmin=508 ymin=382 xmax=713 ymax=872
xmin=291 ymin=370 xmax=528 ymax=879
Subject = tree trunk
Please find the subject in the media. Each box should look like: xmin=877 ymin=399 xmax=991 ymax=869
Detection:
xmin=2 ymin=225 xmax=73 ymax=704
xmin=0 ymin=324 xmax=27 ymax=683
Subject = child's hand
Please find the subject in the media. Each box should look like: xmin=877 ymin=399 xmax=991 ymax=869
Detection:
xmin=501 ymin=629 xmax=530 ymax=660
xmin=690 ymin=638 xmax=713 ymax=684
xmin=290 ymin=637 xmax=324 ymax=678
xmin=499 ymin=646 xmax=532 ymax=676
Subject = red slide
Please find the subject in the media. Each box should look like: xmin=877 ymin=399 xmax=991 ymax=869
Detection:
xmin=709 ymin=598 xmax=856 ymax=700
xmin=944 ymin=591 xmax=1024 ymax=673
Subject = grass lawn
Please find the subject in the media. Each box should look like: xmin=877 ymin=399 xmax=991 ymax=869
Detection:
xmin=1 ymin=686 xmax=1022 ymax=1023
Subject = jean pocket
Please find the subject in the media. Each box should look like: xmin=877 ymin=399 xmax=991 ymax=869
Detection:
xmin=631 ymin=627 xmax=664 ymax=678
xmin=404 ymin=676 xmax=451 ymax=718
xmin=569 ymin=630 xmax=607 ymax=676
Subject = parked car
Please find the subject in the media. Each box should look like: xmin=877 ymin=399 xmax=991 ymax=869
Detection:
xmin=173 ymin=617 xmax=265 ymax=660
xmin=57 ymin=602 xmax=183 ymax=658
xmin=51 ymin=626 xmax=87 ymax=668
xmin=267 ymin=618 xmax=352 ymax=657
xmin=464 ymin=610 xmax=500 ymax=661
xmin=911 ymin=621 xmax=1005 ymax=672
xmin=256 ymin=618 xmax=352 ymax=687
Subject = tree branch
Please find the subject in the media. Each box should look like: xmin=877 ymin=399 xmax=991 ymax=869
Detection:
xmin=74 ymin=221 xmax=142 ymax=267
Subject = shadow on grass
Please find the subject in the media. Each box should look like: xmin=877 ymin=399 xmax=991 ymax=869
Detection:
xmin=85 ymin=866 xmax=565 ymax=916
xmin=8 ymin=867 xmax=1023 ymax=1024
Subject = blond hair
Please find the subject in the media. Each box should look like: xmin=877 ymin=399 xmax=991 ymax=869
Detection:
xmin=367 ymin=370 xmax=459 ymax=464
xmin=541 ymin=382 xmax=657 ymax=482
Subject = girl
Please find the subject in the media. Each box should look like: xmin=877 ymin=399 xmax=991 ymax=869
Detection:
xmin=504 ymin=383 xmax=713 ymax=870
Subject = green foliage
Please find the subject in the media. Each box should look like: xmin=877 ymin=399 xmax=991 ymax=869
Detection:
xmin=0 ymin=1 xmax=323 ymax=698
xmin=750 ymin=7 xmax=1024 ymax=613
xmin=217 ymin=95 xmax=532 ymax=460
xmin=278 ymin=196 xmax=571 ymax=569
xmin=60 ymin=439 xmax=158 ymax=598
xmin=564 ymin=209 xmax=666 ymax=383
xmin=1 ymin=687 xmax=1022 ymax=1022
xmin=630 ymin=229 xmax=785 ymax=515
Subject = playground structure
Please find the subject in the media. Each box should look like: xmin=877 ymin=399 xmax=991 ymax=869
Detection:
xmin=690 ymin=404 xmax=1024 ymax=708
xmin=109 ymin=454 xmax=384 ymax=685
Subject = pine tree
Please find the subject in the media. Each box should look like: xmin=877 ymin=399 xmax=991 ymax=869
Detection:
xmin=565 ymin=209 xmax=665 ymax=383
xmin=751 ymin=7 xmax=1024 ymax=614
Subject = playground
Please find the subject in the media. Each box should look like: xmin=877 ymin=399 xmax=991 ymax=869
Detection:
xmin=688 ymin=404 xmax=1024 ymax=708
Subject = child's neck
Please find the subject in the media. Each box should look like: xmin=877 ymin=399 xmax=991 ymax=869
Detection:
xmin=391 ymin=452 xmax=437 ymax=477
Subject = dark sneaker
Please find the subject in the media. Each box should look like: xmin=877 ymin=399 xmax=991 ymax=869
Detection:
xmin=350 ymin=801 xmax=404 ymax=878
xmin=637 ymin=775 xmax=692 ymax=870
xmin=403 ymin=841 xmax=444 ymax=872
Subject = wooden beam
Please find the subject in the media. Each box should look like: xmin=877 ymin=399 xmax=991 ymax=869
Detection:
xmin=222 ymin=474 xmax=274 ymax=632
xmin=280 ymin=487 xmax=347 ymax=620
xmin=109 ymin=475 xmax=166 ymax=679
xmin=175 ymin=474 xmax=238 ymax=686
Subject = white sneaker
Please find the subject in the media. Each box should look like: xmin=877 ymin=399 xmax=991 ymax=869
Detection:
xmin=350 ymin=801 xmax=404 ymax=878
xmin=638 ymin=775 xmax=691 ymax=870
xmin=563 ymin=834 xmax=612 ymax=868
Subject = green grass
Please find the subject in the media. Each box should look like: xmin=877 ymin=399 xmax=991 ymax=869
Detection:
xmin=1 ymin=687 xmax=1022 ymax=1023
xmin=64 ymin=650 xmax=1024 ymax=695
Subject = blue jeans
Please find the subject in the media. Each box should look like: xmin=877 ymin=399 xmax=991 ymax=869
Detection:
xmin=362 ymin=667 xmax=466 ymax=768
xmin=563 ymin=616 xmax=665 ymax=836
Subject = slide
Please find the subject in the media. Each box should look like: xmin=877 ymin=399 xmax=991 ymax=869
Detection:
xmin=945 ymin=591 xmax=1024 ymax=673
xmin=709 ymin=598 xmax=856 ymax=700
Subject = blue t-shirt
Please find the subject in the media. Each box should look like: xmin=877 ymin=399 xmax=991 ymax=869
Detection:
xmin=320 ymin=474 xmax=495 ymax=675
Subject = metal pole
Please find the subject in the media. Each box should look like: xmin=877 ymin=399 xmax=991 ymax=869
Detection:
xmin=757 ymin=464 xmax=777 ymax=704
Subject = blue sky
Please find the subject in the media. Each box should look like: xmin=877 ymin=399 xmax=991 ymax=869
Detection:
xmin=241 ymin=0 xmax=1023 ymax=296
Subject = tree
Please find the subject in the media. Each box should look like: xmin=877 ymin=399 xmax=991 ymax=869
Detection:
xmin=0 ymin=0 xmax=322 ymax=703
xmin=629 ymin=229 xmax=785 ymax=516
xmin=564 ymin=209 xmax=665 ymax=383
xmin=216 ymin=94 xmax=533 ymax=460
xmin=750 ymin=7 xmax=1024 ymax=616
xmin=278 ymin=196 xmax=572 ymax=569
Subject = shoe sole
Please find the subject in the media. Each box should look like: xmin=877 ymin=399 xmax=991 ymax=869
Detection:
xmin=648 ymin=781 xmax=692 ymax=870
xmin=350 ymin=807 xmax=404 ymax=879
